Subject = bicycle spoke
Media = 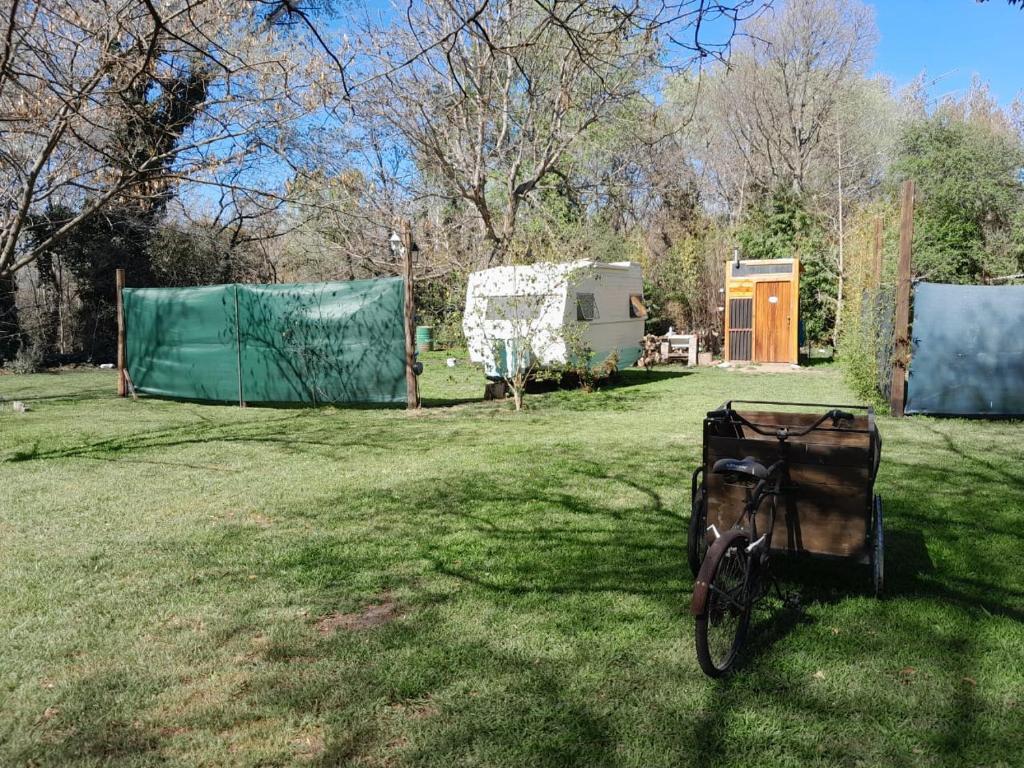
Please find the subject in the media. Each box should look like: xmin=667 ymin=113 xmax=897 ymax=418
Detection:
xmin=696 ymin=537 xmax=752 ymax=675
xmin=707 ymin=582 xmax=746 ymax=612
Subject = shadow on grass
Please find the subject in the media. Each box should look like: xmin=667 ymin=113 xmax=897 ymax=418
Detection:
xmin=799 ymin=355 xmax=835 ymax=368
xmin=14 ymin=412 xmax=1024 ymax=766
xmin=420 ymin=395 xmax=483 ymax=408
xmin=603 ymin=367 xmax=696 ymax=389
xmin=528 ymin=369 xmax=696 ymax=413
xmin=1 ymin=406 xmax=480 ymax=465
xmin=0 ymin=386 xmax=114 ymax=404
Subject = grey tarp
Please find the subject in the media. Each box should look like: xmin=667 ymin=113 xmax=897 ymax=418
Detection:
xmin=906 ymin=282 xmax=1024 ymax=416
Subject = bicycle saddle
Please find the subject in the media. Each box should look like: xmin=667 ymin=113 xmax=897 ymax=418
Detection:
xmin=712 ymin=456 xmax=769 ymax=480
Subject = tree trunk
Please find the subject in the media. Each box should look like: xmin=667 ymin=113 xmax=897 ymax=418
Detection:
xmin=35 ymin=252 xmax=62 ymax=363
xmin=512 ymin=386 xmax=524 ymax=411
xmin=0 ymin=272 xmax=23 ymax=364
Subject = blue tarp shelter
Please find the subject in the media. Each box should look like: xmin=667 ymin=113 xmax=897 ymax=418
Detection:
xmin=906 ymin=282 xmax=1024 ymax=417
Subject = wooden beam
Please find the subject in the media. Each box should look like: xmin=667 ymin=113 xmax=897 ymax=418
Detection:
xmin=872 ymin=216 xmax=883 ymax=288
xmin=890 ymin=180 xmax=914 ymax=418
xmin=400 ymin=221 xmax=420 ymax=409
xmin=123 ymin=368 xmax=138 ymax=400
xmin=116 ymin=268 xmax=126 ymax=397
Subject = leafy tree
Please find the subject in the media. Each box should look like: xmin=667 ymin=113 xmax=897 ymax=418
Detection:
xmin=890 ymin=107 xmax=1024 ymax=283
xmin=736 ymin=190 xmax=835 ymax=344
xmin=28 ymin=50 xmax=211 ymax=361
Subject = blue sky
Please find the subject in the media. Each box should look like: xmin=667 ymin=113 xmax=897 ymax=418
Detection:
xmin=350 ymin=1 xmax=1022 ymax=104
xmin=871 ymin=0 xmax=1023 ymax=106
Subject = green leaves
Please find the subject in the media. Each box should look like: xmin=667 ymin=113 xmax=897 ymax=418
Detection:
xmin=891 ymin=110 xmax=1024 ymax=284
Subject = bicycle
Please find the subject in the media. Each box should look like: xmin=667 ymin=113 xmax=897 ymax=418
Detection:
xmin=689 ymin=404 xmax=881 ymax=678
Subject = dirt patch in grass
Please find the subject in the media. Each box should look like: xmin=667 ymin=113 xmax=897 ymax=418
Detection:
xmin=315 ymin=593 xmax=402 ymax=635
xmin=291 ymin=725 xmax=325 ymax=762
xmin=387 ymin=697 xmax=439 ymax=720
xmin=157 ymin=725 xmax=190 ymax=737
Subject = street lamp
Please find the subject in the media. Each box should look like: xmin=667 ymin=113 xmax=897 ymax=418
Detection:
xmin=389 ymin=228 xmax=419 ymax=264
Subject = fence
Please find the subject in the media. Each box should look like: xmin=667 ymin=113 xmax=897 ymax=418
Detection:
xmin=869 ymin=287 xmax=895 ymax=405
xmin=123 ymin=278 xmax=408 ymax=405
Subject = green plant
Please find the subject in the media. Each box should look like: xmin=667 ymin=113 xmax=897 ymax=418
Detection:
xmin=736 ymin=190 xmax=835 ymax=345
xmin=890 ymin=105 xmax=1024 ymax=283
xmin=7 ymin=344 xmax=45 ymax=374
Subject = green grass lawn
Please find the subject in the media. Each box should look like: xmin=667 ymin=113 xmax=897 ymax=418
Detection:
xmin=1 ymin=354 xmax=1022 ymax=767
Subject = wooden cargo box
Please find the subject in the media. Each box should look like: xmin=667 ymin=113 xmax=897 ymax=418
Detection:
xmin=702 ymin=403 xmax=881 ymax=562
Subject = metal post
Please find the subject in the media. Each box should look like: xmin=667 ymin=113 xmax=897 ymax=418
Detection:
xmin=234 ymin=284 xmax=245 ymax=408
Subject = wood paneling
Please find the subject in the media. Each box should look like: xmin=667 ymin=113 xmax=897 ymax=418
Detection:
xmin=754 ymin=281 xmax=792 ymax=363
xmin=706 ymin=477 xmax=870 ymax=559
xmin=701 ymin=408 xmax=878 ymax=561
xmin=706 ymin=436 xmax=871 ymax=470
xmin=730 ymin=410 xmax=872 ymax=447
xmin=723 ymin=258 xmax=800 ymax=364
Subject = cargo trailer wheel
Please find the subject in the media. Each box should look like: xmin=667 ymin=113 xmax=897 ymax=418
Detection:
xmin=871 ymin=495 xmax=884 ymax=597
xmin=688 ymin=487 xmax=709 ymax=577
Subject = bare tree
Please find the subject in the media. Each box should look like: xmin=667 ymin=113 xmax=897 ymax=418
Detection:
xmin=691 ymin=0 xmax=878 ymax=206
xmin=351 ymin=0 xmax=658 ymax=268
xmin=0 ymin=0 xmax=340 ymax=278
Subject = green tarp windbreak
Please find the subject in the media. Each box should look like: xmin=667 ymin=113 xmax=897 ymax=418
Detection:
xmin=123 ymin=278 xmax=407 ymax=405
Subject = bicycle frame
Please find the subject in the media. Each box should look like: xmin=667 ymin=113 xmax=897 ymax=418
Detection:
xmin=729 ymin=461 xmax=785 ymax=606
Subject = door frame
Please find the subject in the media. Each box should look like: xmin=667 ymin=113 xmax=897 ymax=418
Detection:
xmin=724 ymin=258 xmax=800 ymax=364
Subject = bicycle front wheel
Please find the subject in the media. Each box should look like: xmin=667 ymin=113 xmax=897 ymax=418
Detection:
xmin=694 ymin=530 xmax=752 ymax=677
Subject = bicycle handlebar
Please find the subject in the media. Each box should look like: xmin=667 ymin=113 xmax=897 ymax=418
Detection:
xmin=725 ymin=408 xmax=854 ymax=439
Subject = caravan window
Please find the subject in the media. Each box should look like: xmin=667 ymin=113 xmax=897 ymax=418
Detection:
xmin=629 ymin=294 xmax=648 ymax=319
xmin=576 ymin=293 xmax=599 ymax=321
xmin=485 ymin=294 xmax=549 ymax=322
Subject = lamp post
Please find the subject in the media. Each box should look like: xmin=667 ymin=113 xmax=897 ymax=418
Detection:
xmin=392 ymin=222 xmax=420 ymax=409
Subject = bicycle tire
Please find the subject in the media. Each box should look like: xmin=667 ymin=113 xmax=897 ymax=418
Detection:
xmin=694 ymin=529 xmax=752 ymax=677
xmin=871 ymin=495 xmax=884 ymax=597
xmin=687 ymin=487 xmax=708 ymax=577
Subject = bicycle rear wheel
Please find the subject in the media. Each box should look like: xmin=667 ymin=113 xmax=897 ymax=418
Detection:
xmin=694 ymin=530 xmax=752 ymax=677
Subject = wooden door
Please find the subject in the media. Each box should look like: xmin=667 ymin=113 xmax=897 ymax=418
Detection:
xmin=754 ymin=281 xmax=792 ymax=362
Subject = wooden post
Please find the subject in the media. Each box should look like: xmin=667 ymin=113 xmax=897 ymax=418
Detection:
xmin=233 ymin=284 xmax=245 ymax=408
xmin=872 ymin=216 xmax=883 ymax=288
xmin=890 ymin=180 xmax=914 ymax=418
xmin=400 ymin=221 xmax=420 ymax=409
xmin=116 ymin=268 xmax=126 ymax=397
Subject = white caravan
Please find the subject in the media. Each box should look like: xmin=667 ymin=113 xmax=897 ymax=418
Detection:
xmin=462 ymin=260 xmax=646 ymax=379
